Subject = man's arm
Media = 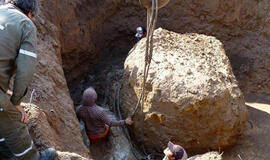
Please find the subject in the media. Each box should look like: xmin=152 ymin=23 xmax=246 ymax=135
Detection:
xmin=98 ymin=108 xmax=134 ymax=127
xmin=10 ymin=21 xmax=37 ymax=105
xmin=99 ymin=109 xmax=126 ymax=127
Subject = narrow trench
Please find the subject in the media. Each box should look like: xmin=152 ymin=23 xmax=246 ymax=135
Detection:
xmin=68 ymin=54 xmax=126 ymax=107
xmin=66 ymin=46 xmax=140 ymax=159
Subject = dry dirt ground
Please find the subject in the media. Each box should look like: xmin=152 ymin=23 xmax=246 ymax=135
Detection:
xmin=223 ymin=94 xmax=270 ymax=160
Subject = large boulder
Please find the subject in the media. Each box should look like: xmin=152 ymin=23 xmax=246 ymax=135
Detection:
xmin=121 ymin=28 xmax=248 ymax=154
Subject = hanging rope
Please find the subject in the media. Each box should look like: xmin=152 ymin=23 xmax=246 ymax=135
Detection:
xmin=128 ymin=0 xmax=160 ymax=158
xmin=131 ymin=0 xmax=158 ymax=119
xmin=113 ymin=0 xmax=170 ymax=159
xmin=113 ymin=2 xmax=162 ymax=159
xmin=114 ymin=82 xmax=145 ymax=160
xmin=114 ymin=82 xmax=164 ymax=160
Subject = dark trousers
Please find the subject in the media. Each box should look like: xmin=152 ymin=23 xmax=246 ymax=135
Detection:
xmin=0 ymin=104 xmax=40 ymax=160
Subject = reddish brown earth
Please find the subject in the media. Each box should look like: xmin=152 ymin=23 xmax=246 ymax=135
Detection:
xmin=1 ymin=0 xmax=269 ymax=159
xmin=29 ymin=0 xmax=270 ymax=159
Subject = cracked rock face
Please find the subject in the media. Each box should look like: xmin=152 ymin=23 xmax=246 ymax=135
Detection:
xmin=121 ymin=28 xmax=248 ymax=154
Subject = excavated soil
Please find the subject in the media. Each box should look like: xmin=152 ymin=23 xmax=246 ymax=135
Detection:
xmin=1 ymin=0 xmax=269 ymax=159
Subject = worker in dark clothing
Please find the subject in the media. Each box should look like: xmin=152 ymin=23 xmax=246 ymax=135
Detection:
xmin=0 ymin=0 xmax=55 ymax=159
xmin=76 ymin=87 xmax=134 ymax=144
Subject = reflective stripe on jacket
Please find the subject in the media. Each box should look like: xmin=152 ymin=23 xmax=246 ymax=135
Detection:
xmin=0 ymin=4 xmax=37 ymax=106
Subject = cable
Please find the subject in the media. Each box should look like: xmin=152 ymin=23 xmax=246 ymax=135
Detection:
xmin=111 ymin=0 xmax=169 ymax=159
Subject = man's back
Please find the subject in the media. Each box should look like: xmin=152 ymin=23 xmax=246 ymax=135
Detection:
xmin=0 ymin=1 xmax=56 ymax=159
xmin=0 ymin=4 xmax=36 ymax=93
xmin=76 ymin=105 xmax=107 ymax=136
xmin=76 ymin=104 xmax=125 ymax=136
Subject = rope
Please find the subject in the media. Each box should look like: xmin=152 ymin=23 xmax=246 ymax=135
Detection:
xmin=114 ymin=82 xmax=164 ymax=160
xmin=132 ymin=0 xmax=159 ymax=155
xmin=114 ymin=82 xmax=145 ymax=160
xmin=112 ymin=0 xmax=167 ymax=159
xmin=130 ymin=0 xmax=159 ymax=156
xmin=131 ymin=0 xmax=158 ymax=119
xmin=115 ymin=0 xmax=162 ymax=159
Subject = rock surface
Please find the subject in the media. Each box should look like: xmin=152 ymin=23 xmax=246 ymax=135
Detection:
xmin=41 ymin=0 xmax=145 ymax=82
xmin=157 ymin=0 xmax=270 ymax=97
xmin=121 ymin=28 xmax=248 ymax=154
xmin=57 ymin=151 xmax=90 ymax=160
xmin=188 ymin=152 xmax=222 ymax=160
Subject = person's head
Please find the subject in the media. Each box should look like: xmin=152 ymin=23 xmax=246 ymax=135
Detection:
xmin=82 ymin=87 xmax=97 ymax=107
xmin=164 ymin=141 xmax=186 ymax=160
xmin=5 ymin=0 xmax=39 ymax=19
xmin=135 ymin=26 xmax=146 ymax=40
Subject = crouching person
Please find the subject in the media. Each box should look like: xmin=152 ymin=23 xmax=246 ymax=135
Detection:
xmin=0 ymin=0 xmax=55 ymax=159
xmin=76 ymin=87 xmax=134 ymax=144
xmin=163 ymin=141 xmax=188 ymax=160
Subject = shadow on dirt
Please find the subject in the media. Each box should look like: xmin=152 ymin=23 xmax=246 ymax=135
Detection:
xmin=223 ymin=104 xmax=270 ymax=160
xmin=244 ymin=93 xmax=270 ymax=105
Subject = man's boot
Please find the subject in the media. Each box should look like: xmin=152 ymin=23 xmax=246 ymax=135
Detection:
xmin=40 ymin=148 xmax=56 ymax=160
